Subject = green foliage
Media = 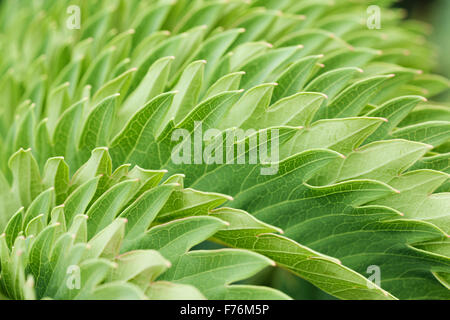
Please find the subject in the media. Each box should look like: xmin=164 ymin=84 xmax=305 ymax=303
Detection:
xmin=0 ymin=0 xmax=449 ymax=300
xmin=0 ymin=147 xmax=292 ymax=299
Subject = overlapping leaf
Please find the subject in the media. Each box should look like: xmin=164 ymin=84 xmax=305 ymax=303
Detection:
xmin=0 ymin=0 xmax=449 ymax=300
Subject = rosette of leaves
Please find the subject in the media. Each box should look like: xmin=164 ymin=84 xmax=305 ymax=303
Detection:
xmin=0 ymin=147 xmax=295 ymax=300
xmin=0 ymin=0 xmax=449 ymax=300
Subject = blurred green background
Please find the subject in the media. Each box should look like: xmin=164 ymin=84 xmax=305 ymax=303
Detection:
xmin=395 ymin=0 xmax=450 ymax=101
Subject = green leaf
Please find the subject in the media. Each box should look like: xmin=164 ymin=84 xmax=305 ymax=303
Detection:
xmin=86 ymin=180 xmax=138 ymax=239
xmin=203 ymin=71 xmax=245 ymax=99
xmin=91 ymin=68 xmax=136 ymax=107
xmin=365 ymin=95 xmax=426 ymax=143
xmin=318 ymin=47 xmax=380 ymax=75
xmin=23 ymin=187 xmax=53 ymax=228
xmin=64 ymin=177 xmax=99 ymax=226
xmin=120 ymin=184 xmax=176 ymax=241
xmin=160 ymin=249 xmax=281 ymax=300
xmin=34 ymin=119 xmax=52 ymax=170
xmin=319 ymin=75 xmax=394 ymax=119
xmin=214 ymin=230 xmax=393 ymax=300
xmin=8 ymin=148 xmax=42 ymax=207
xmin=370 ymin=169 xmax=450 ymax=233
xmin=26 ymin=223 xmax=61 ymax=296
xmin=240 ymin=46 xmax=303 ymax=89
xmin=119 ymin=56 xmax=174 ymax=126
xmin=85 ymin=218 xmax=127 ymax=260
xmin=168 ymin=60 xmax=206 ymax=124
xmin=271 ymin=55 xmax=323 ymax=103
xmin=336 ymin=140 xmax=432 ymax=183
xmin=42 ymin=157 xmax=69 ymax=205
xmin=146 ymin=281 xmax=206 ymax=300
xmin=78 ymin=94 xmax=119 ymax=156
xmin=89 ymin=282 xmax=145 ymax=300
xmin=78 ymin=47 xmax=115 ymax=95
xmin=175 ymin=1 xmax=226 ymax=34
xmin=14 ymin=105 xmax=35 ymax=152
xmin=4 ymin=208 xmax=24 ymax=248
xmin=250 ymin=92 xmax=328 ymax=129
xmin=123 ymin=216 xmax=228 ymax=261
xmin=53 ymin=99 xmax=87 ymax=167
xmin=392 ymin=121 xmax=450 ymax=148
xmin=218 ymin=84 xmax=275 ymax=130
xmin=233 ymin=10 xmax=277 ymax=47
xmin=69 ymin=148 xmax=111 ymax=192
xmin=109 ymin=92 xmax=176 ymax=168
xmin=192 ymin=29 xmax=244 ymax=87
xmin=305 ymin=67 xmax=363 ymax=101
xmin=282 ymin=117 xmax=385 ymax=156
xmin=410 ymin=74 xmax=450 ymax=98
xmin=45 ymin=82 xmax=70 ymax=135
xmin=111 ymin=250 xmax=170 ymax=289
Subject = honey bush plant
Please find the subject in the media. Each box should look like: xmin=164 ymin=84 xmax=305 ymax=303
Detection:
xmin=0 ymin=0 xmax=449 ymax=300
